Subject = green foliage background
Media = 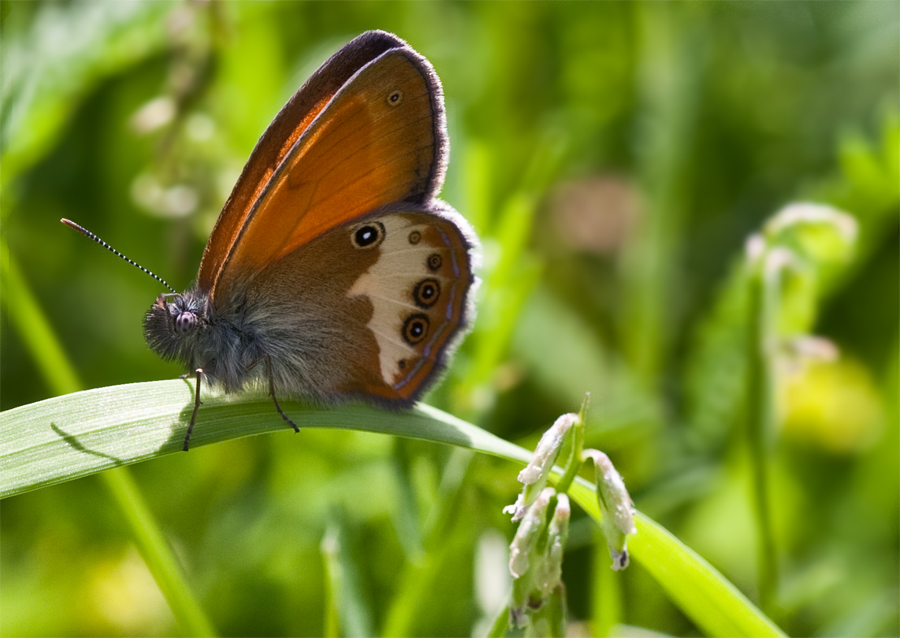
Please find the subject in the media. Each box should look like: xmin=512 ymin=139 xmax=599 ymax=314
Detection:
xmin=1 ymin=2 xmax=897 ymax=636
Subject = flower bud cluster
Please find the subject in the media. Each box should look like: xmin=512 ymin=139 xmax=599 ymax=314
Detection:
xmin=503 ymin=405 xmax=636 ymax=630
xmin=508 ymin=488 xmax=570 ymax=628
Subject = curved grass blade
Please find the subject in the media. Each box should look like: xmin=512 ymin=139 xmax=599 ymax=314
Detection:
xmin=0 ymin=380 xmax=530 ymax=499
xmin=1 ymin=381 xmax=784 ymax=637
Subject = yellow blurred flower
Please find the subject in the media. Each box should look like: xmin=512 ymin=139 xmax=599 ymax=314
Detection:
xmin=780 ymin=356 xmax=884 ymax=454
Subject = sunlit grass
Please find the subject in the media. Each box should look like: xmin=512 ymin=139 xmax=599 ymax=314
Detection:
xmin=2 ymin=380 xmax=784 ymax=637
xmin=2 ymin=2 xmax=897 ymax=636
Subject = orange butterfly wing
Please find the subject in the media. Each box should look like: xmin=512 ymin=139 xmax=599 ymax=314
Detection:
xmin=198 ymin=32 xmax=446 ymax=305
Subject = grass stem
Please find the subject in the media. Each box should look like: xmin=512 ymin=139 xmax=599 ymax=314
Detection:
xmin=746 ymin=248 xmax=780 ymax=613
xmin=3 ymin=251 xmax=217 ymax=636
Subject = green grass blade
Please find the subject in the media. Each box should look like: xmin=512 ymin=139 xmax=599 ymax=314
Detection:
xmin=100 ymin=467 xmax=217 ymax=637
xmin=2 ymin=382 xmax=784 ymax=637
xmin=566 ymin=480 xmax=786 ymax=638
xmin=3 ymin=251 xmax=216 ymax=636
xmin=0 ymin=381 xmax=530 ymax=500
xmin=321 ymin=514 xmax=375 ymax=638
xmin=3 ymin=245 xmax=81 ymax=396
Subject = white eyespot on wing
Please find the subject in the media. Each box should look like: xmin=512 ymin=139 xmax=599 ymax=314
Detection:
xmin=347 ymin=214 xmax=449 ymax=385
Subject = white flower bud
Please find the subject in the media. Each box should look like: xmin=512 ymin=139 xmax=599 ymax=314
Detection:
xmin=505 ymin=414 xmax=577 ymax=522
xmin=518 ymin=413 xmax=577 ymax=485
xmin=508 ymin=488 xmax=554 ymax=578
xmin=584 ymin=449 xmax=635 ymax=570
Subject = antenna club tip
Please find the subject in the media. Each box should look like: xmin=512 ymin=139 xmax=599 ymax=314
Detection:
xmin=61 ymin=218 xmax=88 ymax=235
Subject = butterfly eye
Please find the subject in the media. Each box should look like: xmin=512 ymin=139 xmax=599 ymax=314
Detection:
xmin=387 ymin=90 xmax=403 ymax=106
xmin=175 ymin=311 xmax=197 ymax=335
xmin=402 ymin=314 xmax=429 ymax=345
xmin=413 ymin=278 xmax=441 ymax=309
xmin=351 ymin=222 xmax=385 ymax=249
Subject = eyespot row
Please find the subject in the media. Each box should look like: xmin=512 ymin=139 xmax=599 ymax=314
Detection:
xmin=351 ymin=223 xmax=445 ymax=274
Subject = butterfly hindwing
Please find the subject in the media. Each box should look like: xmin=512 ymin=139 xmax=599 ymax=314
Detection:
xmin=345 ymin=209 xmax=475 ymax=402
xmin=243 ymin=207 xmax=475 ymax=406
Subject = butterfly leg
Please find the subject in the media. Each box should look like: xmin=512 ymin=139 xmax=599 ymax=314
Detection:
xmin=267 ymin=356 xmax=300 ymax=433
xmin=183 ymin=368 xmax=204 ymax=451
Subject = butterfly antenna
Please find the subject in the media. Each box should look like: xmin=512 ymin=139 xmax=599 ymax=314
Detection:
xmin=61 ymin=218 xmax=178 ymax=294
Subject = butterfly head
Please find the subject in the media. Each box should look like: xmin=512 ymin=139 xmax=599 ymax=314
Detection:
xmin=144 ymin=290 xmax=208 ymax=362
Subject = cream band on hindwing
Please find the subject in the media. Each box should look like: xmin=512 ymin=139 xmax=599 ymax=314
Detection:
xmin=347 ymin=212 xmax=465 ymax=388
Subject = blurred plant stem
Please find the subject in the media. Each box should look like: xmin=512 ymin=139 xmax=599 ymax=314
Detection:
xmin=321 ymin=528 xmax=341 ymax=638
xmin=554 ymin=396 xmax=589 ymax=495
xmin=745 ymin=241 xmax=782 ymax=614
xmin=621 ymin=3 xmax=705 ymax=385
xmin=454 ymin=129 xmax=565 ymax=418
xmin=592 ymin=532 xmax=624 ymax=637
xmin=485 ymin=604 xmax=511 ymax=638
xmin=1 ymin=246 xmax=216 ymax=637
xmin=381 ymin=448 xmax=474 ymax=637
xmin=743 ymin=202 xmax=858 ymax=616
xmin=321 ymin=516 xmax=375 ymax=638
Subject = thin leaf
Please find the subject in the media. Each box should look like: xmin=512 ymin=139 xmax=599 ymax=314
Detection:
xmin=3 ymin=252 xmax=217 ymax=636
xmin=321 ymin=513 xmax=375 ymax=638
xmin=566 ymin=480 xmax=786 ymax=638
xmin=2 ymin=382 xmax=785 ymax=637
xmin=0 ymin=380 xmax=530 ymax=500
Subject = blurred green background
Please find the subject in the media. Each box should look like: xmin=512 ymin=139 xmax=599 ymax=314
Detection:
xmin=1 ymin=1 xmax=897 ymax=636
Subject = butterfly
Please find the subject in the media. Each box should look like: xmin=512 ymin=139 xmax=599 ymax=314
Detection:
xmin=65 ymin=31 xmax=478 ymax=450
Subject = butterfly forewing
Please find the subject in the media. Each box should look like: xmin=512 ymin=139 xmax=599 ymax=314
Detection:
xmin=197 ymin=31 xmax=415 ymax=294
xmin=209 ymin=48 xmax=446 ymax=305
